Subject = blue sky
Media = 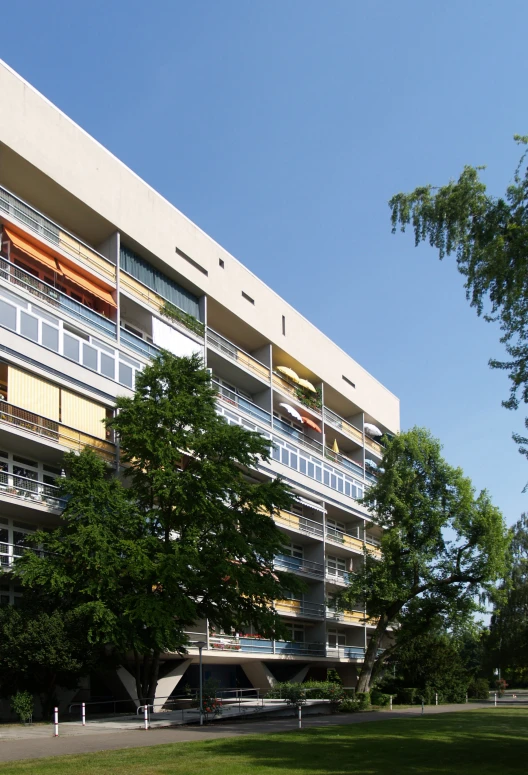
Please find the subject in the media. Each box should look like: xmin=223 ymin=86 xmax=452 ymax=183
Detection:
xmin=2 ymin=1 xmax=527 ymax=525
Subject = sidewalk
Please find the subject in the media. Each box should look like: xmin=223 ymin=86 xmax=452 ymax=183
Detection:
xmin=0 ymin=703 xmax=493 ymax=762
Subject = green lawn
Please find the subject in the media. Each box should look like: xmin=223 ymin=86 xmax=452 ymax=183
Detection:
xmin=2 ymin=708 xmax=527 ymax=775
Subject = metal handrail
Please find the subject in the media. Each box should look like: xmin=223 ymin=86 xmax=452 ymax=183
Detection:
xmin=0 ymin=470 xmax=63 ymax=508
xmin=325 ymin=566 xmax=352 ymax=583
xmin=325 ymin=525 xmax=364 ymax=545
xmin=275 ymin=599 xmax=325 ymax=617
xmin=273 ymin=416 xmax=323 ymax=454
xmin=207 ymin=328 xmax=269 ymax=380
xmin=274 ymin=509 xmax=324 ymax=537
xmin=274 ymin=553 xmax=325 ymax=577
xmin=120 ymin=326 xmax=160 ymax=360
xmin=0 ymin=254 xmax=116 ymax=337
xmin=0 ymin=542 xmax=47 ymax=568
xmin=213 ymin=381 xmax=272 ymax=426
xmin=323 ymin=407 xmax=363 ymax=443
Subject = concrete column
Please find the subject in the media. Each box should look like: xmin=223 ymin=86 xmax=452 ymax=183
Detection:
xmin=153 ymin=659 xmax=193 ymax=711
xmin=241 ymin=661 xmax=277 ymax=693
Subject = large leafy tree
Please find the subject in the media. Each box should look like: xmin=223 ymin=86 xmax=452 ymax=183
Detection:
xmin=337 ymin=427 xmax=509 ymax=693
xmin=487 ymin=513 xmax=528 ymax=684
xmin=17 ymin=353 xmax=301 ymax=703
xmin=0 ymin=598 xmax=103 ymax=718
xmin=389 ymin=136 xmax=528 ymax=463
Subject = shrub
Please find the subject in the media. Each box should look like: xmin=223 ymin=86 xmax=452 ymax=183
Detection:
xmin=327 ymin=668 xmax=342 ymax=685
xmin=267 ymin=683 xmax=307 ymax=705
xmin=267 ymin=681 xmax=346 ymax=709
xmin=356 ymin=691 xmax=371 ymax=710
xmin=10 ymin=691 xmax=33 ymax=723
xmin=468 ymin=678 xmax=490 ymax=700
xmin=396 ymin=687 xmax=420 ymax=705
xmin=370 ymin=688 xmax=391 ymax=707
xmin=340 ymin=698 xmax=360 ymax=712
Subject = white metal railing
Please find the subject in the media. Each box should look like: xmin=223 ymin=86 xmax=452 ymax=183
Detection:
xmin=275 ymin=599 xmax=325 ymax=618
xmin=0 ymin=541 xmax=46 ymax=569
xmin=273 ymin=509 xmax=324 ymax=538
xmin=0 ymin=470 xmax=64 ymax=508
xmin=274 ymin=553 xmax=325 ymax=578
xmin=213 ymin=381 xmax=272 ymax=427
xmin=323 ymin=407 xmax=363 ymax=444
xmin=207 ymin=329 xmax=269 ymax=381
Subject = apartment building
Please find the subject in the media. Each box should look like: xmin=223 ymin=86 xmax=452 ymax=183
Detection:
xmin=0 ymin=60 xmax=399 ymax=700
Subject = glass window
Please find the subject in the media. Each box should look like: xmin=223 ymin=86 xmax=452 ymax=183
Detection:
xmin=118 ymin=362 xmax=133 ymax=388
xmin=82 ymin=343 xmax=98 ymax=371
xmin=0 ymin=299 xmax=16 ymax=331
xmin=63 ymin=334 xmax=80 ymax=362
xmin=20 ymin=311 xmax=38 ymax=341
xmin=100 ymin=353 xmax=115 ymax=379
xmin=42 ymin=323 xmax=59 ymax=351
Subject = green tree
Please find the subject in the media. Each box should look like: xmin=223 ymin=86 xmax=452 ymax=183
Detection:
xmin=336 ymin=427 xmax=509 ymax=693
xmin=0 ymin=599 xmax=101 ymax=718
xmin=389 ymin=136 xmax=528 ymax=464
xmin=488 ymin=514 xmax=528 ymax=684
xmin=17 ymin=353 xmax=301 ymax=703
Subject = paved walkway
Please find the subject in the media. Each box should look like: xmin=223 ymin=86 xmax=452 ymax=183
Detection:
xmin=0 ymin=703 xmax=497 ymax=762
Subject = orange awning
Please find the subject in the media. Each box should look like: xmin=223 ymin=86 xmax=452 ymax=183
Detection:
xmin=4 ymin=227 xmax=59 ymax=273
xmin=56 ymin=260 xmax=117 ymax=308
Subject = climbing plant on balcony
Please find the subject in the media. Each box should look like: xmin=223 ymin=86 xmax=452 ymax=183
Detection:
xmin=160 ymin=300 xmax=205 ymax=337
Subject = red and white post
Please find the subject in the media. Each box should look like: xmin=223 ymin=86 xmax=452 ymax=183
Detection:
xmin=81 ymin=702 xmax=86 ymax=726
xmin=53 ymin=707 xmax=59 ymax=737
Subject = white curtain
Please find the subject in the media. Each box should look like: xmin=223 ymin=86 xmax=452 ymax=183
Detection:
xmin=152 ymin=317 xmax=204 ymax=359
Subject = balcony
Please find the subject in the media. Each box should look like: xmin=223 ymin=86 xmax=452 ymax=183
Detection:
xmin=0 ymin=469 xmax=64 ymax=510
xmin=323 ymin=408 xmax=363 ymax=445
xmin=274 ymin=509 xmax=324 ymax=539
xmin=323 ymin=447 xmax=365 ymax=480
xmin=239 ymin=637 xmax=326 ymax=657
xmin=120 ymin=327 xmax=160 ymax=360
xmin=214 ymin=381 xmax=272 ymax=427
xmin=272 ymin=372 xmax=322 ymax=415
xmin=0 ymin=255 xmax=116 ymax=338
xmin=208 ymin=329 xmax=269 ymax=382
xmin=0 ymin=541 xmax=46 ymax=570
xmin=275 ymin=599 xmax=325 ymax=619
xmin=326 ymin=607 xmax=365 ymax=625
xmin=0 ymin=185 xmax=116 ymax=284
xmin=273 ymin=416 xmax=323 ymax=456
xmin=0 ymin=400 xmax=116 ymax=463
xmin=325 ymin=566 xmax=351 ymax=585
xmin=326 ymin=645 xmax=366 ymax=659
xmin=325 ymin=525 xmax=364 ymax=553
xmin=274 ymin=553 xmax=325 ymax=579
xmin=365 ymin=436 xmax=384 ymax=457
xmin=365 ymin=533 xmax=382 ymax=556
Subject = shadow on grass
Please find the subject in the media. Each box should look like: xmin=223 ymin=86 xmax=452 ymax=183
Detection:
xmin=199 ymin=710 xmax=528 ymax=775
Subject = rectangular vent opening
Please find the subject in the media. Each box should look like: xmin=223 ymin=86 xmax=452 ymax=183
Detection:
xmin=282 ymin=315 xmax=286 ymax=336
xmin=175 ymin=247 xmax=208 ymax=276
xmin=242 ymin=291 xmax=255 ymax=305
xmin=342 ymin=375 xmax=356 ymax=389
xmin=219 ymin=258 xmax=225 ymax=268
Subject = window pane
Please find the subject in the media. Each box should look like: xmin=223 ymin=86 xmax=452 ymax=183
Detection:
xmin=20 ymin=311 xmax=38 ymax=341
xmin=63 ymin=334 xmax=80 ymax=362
xmin=82 ymin=344 xmax=98 ymax=371
xmin=118 ymin=362 xmax=133 ymax=388
xmin=100 ymin=353 xmax=115 ymax=379
xmin=42 ymin=323 xmax=59 ymax=351
xmin=0 ymin=299 xmax=16 ymax=331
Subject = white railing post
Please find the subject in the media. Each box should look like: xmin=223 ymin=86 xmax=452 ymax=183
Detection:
xmin=53 ymin=707 xmax=59 ymax=737
xmin=494 ymin=693 xmax=497 ymax=707
xmin=144 ymin=704 xmax=149 ymax=730
xmin=81 ymin=702 xmax=86 ymax=726
xmin=435 ymin=693 xmax=438 ymax=706
xmin=298 ymin=703 xmax=302 ymax=729
xmin=389 ymin=696 xmax=392 ymax=711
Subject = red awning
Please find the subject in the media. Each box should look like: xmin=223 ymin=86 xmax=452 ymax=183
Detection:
xmin=56 ymin=260 xmax=117 ymax=308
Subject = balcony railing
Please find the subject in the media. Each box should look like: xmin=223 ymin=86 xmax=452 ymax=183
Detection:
xmin=325 ymin=526 xmax=365 ymax=552
xmin=325 ymin=566 xmax=351 ymax=584
xmin=365 ymin=533 xmax=381 ymax=547
xmin=272 ymin=372 xmax=322 ymax=415
xmin=0 ymin=541 xmax=47 ymax=570
xmin=214 ymin=381 xmax=272 ymax=427
xmin=0 ymin=255 xmax=116 ymax=338
xmin=207 ymin=329 xmax=269 ymax=381
xmin=0 ymin=400 xmax=116 ymax=462
xmin=0 ymin=185 xmax=116 ymax=283
xmin=275 ymin=599 xmax=325 ymax=618
xmin=0 ymin=470 xmax=65 ymax=509
xmin=273 ymin=416 xmax=323 ymax=456
xmin=326 ymin=645 xmax=366 ymax=659
xmin=326 ymin=607 xmax=365 ymax=625
xmin=324 ymin=448 xmax=365 ymax=479
xmin=120 ymin=327 xmax=160 ymax=360
xmin=274 ymin=509 xmax=324 ymax=538
xmin=274 ymin=553 xmax=325 ymax=578
xmin=365 ymin=436 xmax=384 ymax=457
xmin=238 ymin=637 xmax=326 ymax=656
xmin=323 ymin=408 xmax=363 ymax=444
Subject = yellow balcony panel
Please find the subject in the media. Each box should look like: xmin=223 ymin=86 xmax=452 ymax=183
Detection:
xmin=342 ymin=534 xmax=365 ymax=552
xmin=59 ymin=231 xmax=116 ymax=283
xmin=119 ymin=270 xmax=164 ymax=313
xmin=275 ymin=510 xmax=301 ymax=530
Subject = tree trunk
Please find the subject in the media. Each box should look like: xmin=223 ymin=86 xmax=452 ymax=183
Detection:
xmin=133 ymin=650 xmax=161 ymax=705
xmin=146 ymin=652 xmax=161 ymax=704
xmin=356 ymin=614 xmax=390 ymax=693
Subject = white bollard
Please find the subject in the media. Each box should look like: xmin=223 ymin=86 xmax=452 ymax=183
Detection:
xmin=298 ymin=704 xmax=302 ymax=729
xmin=494 ymin=693 xmax=497 ymax=707
xmin=435 ymin=693 xmax=438 ymax=706
xmin=144 ymin=704 xmax=149 ymax=730
xmin=53 ymin=707 xmax=59 ymax=737
xmin=81 ymin=702 xmax=86 ymax=726
xmin=389 ymin=696 xmax=392 ymax=711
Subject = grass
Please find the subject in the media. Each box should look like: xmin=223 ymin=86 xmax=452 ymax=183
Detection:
xmin=1 ymin=708 xmax=527 ymax=774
